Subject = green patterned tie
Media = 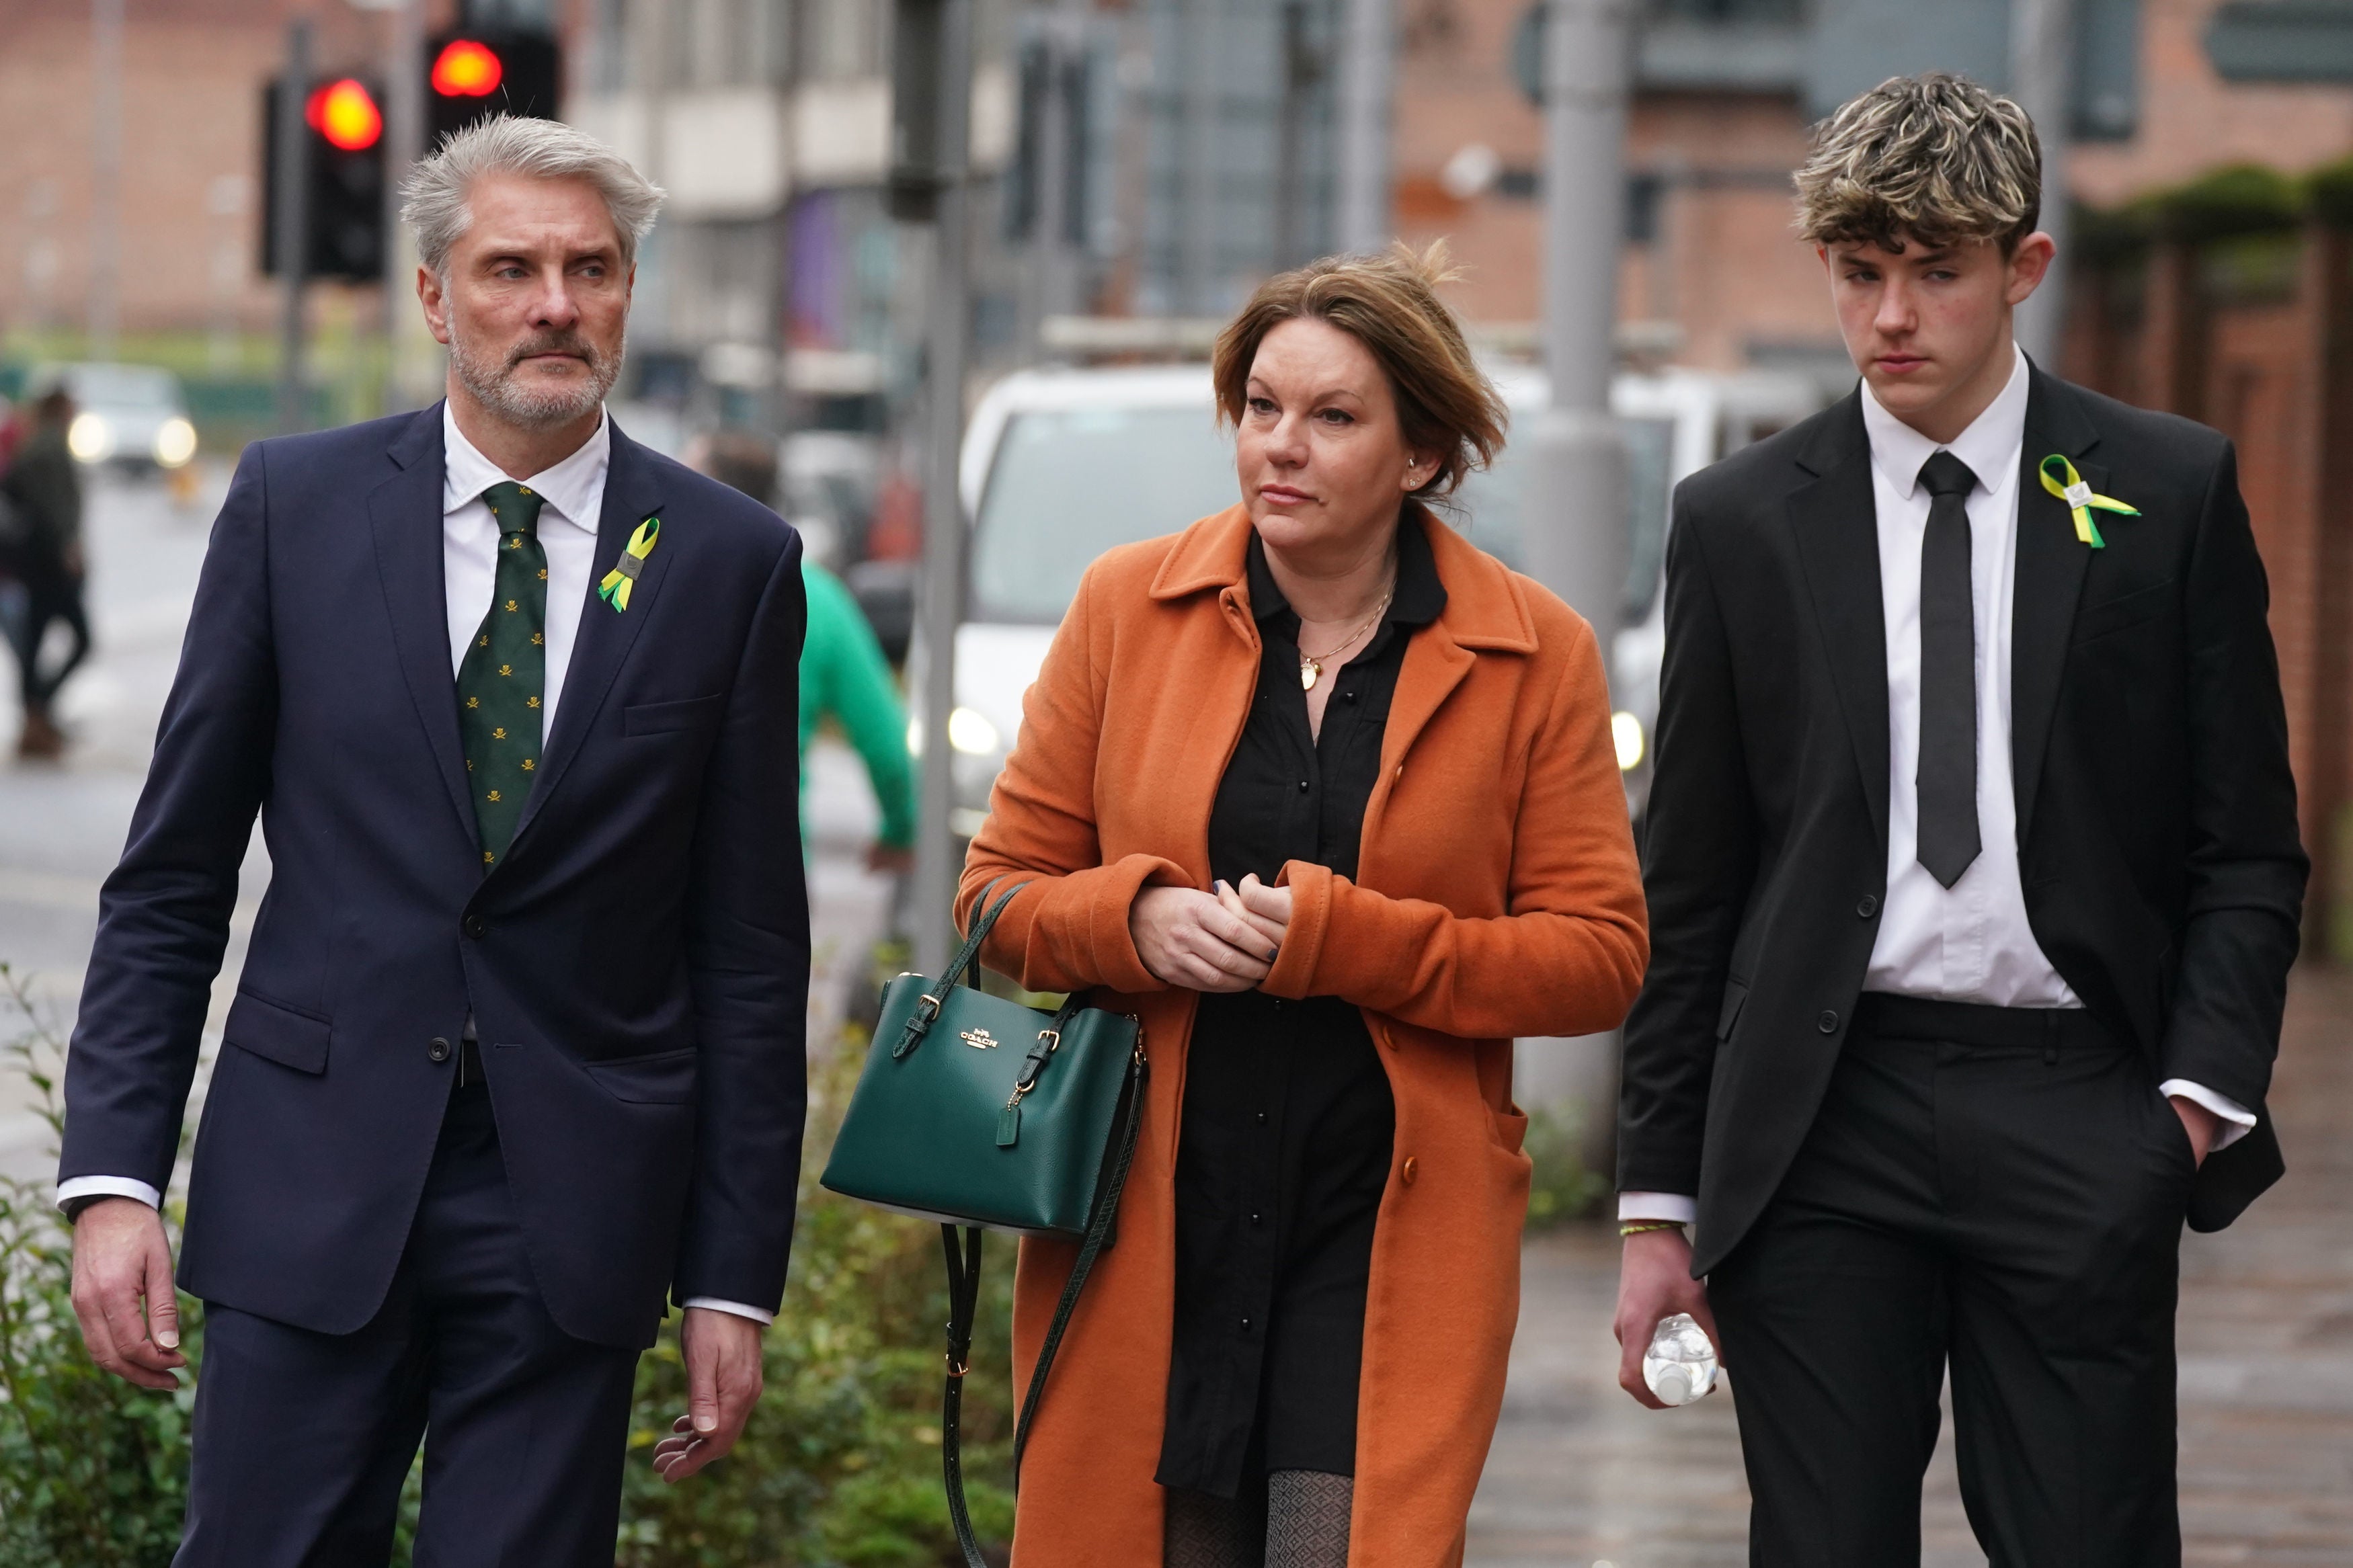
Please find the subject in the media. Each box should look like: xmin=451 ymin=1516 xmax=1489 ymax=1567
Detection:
xmin=458 ymin=481 xmax=549 ymax=868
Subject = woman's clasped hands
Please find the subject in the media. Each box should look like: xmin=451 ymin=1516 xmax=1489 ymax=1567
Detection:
xmin=1129 ymin=874 xmax=1295 ymax=992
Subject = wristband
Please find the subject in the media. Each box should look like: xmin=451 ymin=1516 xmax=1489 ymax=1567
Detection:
xmin=1618 ymin=1220 xmax=1686 ymax=1238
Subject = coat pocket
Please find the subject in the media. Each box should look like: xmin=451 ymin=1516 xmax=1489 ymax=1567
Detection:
xmin=2071 ymin=578 xmax=2178 ymax=645
xmin=585 ymin=1046 xmax=699 ymax=1104
xmin=223 ymin=989 xmax=331 ymax=1075
xmin=1715 ymin=979 xmax=1749 ymax=1042
xmin=623 ymin=694 xmax=724 ymax=736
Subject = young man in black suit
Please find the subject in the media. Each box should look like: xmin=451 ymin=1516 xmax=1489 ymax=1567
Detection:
xmin=1614 ymin=74 xmax=2307 ymax=1565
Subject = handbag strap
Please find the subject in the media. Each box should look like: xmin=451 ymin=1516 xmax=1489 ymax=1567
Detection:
xmin=893 ymin=878 xmax=1029 ymax=1060
xmin=938 ymin=1224 xmax=989 ymax=1568
xmin=937 ymin=1040 xmax=1150 ymax=1566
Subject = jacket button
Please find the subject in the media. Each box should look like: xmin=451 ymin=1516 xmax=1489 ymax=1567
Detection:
xmin=428 ymin=1036 xmax=452 ymax=1064
xmin=463 ymin=913 xmax=487 ymax=940
xmin=1401 ymin=1155 xmax=1419 ymax=1186
xmin=1818 ymin=1009 xmax=1839 ymax=1034
xmin=1857 ymin=895 xmax=1879 ymax=918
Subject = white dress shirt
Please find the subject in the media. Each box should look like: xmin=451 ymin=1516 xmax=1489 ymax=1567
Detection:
xmin=1620 ymin=348 xmax=2249 ymax=1226
xmin=61 ymin=405 xmax=773 ymax=1326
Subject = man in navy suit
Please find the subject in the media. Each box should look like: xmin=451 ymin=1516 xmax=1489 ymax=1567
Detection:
xmin=56 ymin=115 xmax=810 ymax=1563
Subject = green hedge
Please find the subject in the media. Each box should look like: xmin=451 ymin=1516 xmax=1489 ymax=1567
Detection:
xmin=0 ymin=971 xmax=1015 ymax=1568
xmin=2079 ymin=155 xmax=2353 ymax=263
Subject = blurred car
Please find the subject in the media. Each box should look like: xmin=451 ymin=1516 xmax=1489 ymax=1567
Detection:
xmin=31 ymin=362 xmax=200 ymax=472
xmin=924 ymin=361 xmax=1825 ymax=837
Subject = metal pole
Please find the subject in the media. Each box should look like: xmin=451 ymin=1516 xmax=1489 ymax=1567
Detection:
xmin=2011 ymin=0 xmax=2074 ymax=368
xmin=383 ymin=0 xmax=428 ymax=413
xmin=1516 ymin=0 xmax=1635 ymax=1171
xmin=88 ymin=0 xmax=124 ymax=360
xmin=1179 ymin=0 xmax=1218 ymax=312
xmin=1524 ymin=0 xmax=1632 ymax=648
xmin=1334 ymin=0 xmax=1395 ymax=255
xmin=913 ymin=0 xmax=977 ymax=975
xmin=275 ymin=18 xmax=315 ymax=436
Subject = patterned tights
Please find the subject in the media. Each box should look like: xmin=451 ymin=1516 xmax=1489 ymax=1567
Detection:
xmin=1163 ymin=1471 xmax=1353 ymax=1568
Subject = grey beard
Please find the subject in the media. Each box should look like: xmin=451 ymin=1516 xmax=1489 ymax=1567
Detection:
xmin=448 ymin=324 xmax=621 ymax=428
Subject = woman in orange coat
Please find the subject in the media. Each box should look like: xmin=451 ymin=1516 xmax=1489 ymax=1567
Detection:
xmin=958 ymin=245 xmax=1648 ymax=1567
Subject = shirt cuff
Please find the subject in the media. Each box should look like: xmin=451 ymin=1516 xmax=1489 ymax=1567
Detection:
xmin=1616 ymin=1191 xmax=1698 ymax=1225
xmin=682 ymin=1296 xmax=776 ymax=1326
xmin=56 ymin=1176 xmax=163 ymax=1214
xmin=2157 ymin=1079 xmax=2258 ymax=1152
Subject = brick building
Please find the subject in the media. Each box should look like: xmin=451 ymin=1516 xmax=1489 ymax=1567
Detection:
xmin=0 ymin=0 xmax=385 ymax=347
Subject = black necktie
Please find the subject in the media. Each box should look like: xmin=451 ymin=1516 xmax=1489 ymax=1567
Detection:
xmin=1915 ymin=450 xmax=1980 ymax=889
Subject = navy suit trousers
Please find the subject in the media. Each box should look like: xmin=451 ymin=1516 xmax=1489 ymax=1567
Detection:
xmin=175 ymin=1079 xmax=641 ymax=1567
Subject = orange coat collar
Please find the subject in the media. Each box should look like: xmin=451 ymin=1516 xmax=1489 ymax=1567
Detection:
xmin=1147 ymin=502 xmax=1543 ymax=655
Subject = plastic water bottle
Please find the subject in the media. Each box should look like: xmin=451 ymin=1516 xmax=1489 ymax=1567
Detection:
xmin=1642 ymin=1313 xmax=1718 ymax=1406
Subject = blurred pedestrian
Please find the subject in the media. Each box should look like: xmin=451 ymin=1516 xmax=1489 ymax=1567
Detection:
xmin=696 ymin=429 xmax=917 ymax=873
xmin=56 ymin=114 xmax=813 ymax=1563
xmin=1617 ymin=74 xmax=2306 ymax=1565
xmin=959 ymin=244 xmax=1648 ymax=1566
xmin=0 ymin=386 xmax=93 ymax=759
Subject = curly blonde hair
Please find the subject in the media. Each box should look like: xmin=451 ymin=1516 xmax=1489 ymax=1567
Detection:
xmin=1794 ymin=73 xmax=2040 ymax=253
xmin=1211 ymin=241 xmax=1508 ymax=500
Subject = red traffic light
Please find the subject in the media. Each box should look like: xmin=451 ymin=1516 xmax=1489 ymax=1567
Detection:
xmin=432 ymin=39 xmax=504 ymax=98
xmin=305 ymin=78 xmax=383 ymax=152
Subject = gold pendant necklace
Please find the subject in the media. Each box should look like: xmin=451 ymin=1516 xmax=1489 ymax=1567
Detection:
xmin=1298 ymin=589 xmax=1394 ymax=691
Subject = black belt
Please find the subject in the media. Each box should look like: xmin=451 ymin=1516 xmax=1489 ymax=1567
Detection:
xmin=1851 ymin=993 xmax=2122 ymax=1053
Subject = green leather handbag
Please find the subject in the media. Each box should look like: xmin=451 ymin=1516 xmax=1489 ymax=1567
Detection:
xmin=820 ymin=879 xmax=1148 ymax=1568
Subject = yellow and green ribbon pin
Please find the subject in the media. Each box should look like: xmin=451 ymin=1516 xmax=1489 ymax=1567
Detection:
xmin=598 ymin=517 xmax=661 ymax=611
xmin=2038 ymin=455 xmax=2137 ymax=549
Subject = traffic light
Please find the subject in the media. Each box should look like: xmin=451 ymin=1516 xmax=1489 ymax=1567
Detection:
xmin=260 ymin=75 xmax=386 ymax=282
xmin=427 ymin=30 xmax=561 ymax=145
xmin=889 ymin=0 xmax=949 ymax=221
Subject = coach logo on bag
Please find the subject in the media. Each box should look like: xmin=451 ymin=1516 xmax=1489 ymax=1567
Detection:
xmin=961 ymin=1027 xmax=1000 ymax=1050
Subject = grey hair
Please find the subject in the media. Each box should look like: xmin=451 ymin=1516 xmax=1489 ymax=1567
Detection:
xmin=399 ymin=114 xmax=666 ymax=277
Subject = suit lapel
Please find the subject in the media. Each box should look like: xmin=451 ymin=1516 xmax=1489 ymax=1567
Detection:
xmin=368 ymin=405 xmax=479 ymax=842
xmin=1788 ymin=393 xmax=1892 ymax=849
xmin=2011 ymin=365 xmax=2100 ymax=840
xmin=508 ymin=421 xmax=672 ymax=847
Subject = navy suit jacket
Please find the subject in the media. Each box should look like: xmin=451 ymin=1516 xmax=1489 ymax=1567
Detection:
xmin=60 ymin=405 xmax=811 ymax=1348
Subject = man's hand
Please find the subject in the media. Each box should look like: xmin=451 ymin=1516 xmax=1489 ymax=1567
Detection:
xmin=2169 ymin=1094 xmax=2220 ymax=1168
xmin=651 ymin=1307 xmax=766 ymax=1483
xmin=69 ymin=1197 xmax=186 ymax=1391
xmin=865 ymin=841 xmax=915 ymax=876
xmin=1613 ymin=1225 xmax=1718 ymax=1410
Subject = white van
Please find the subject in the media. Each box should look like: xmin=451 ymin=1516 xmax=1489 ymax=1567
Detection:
xmin=933 ymin=361 xmax=1825 ymax=835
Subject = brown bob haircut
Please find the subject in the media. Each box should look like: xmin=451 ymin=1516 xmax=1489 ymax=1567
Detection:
xmin=1211 ymin=241 xmax=1508 ymax=501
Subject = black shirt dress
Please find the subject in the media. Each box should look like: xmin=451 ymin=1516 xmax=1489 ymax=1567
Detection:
xmin=1154 ymin=514 xmax=1447 ymax=1499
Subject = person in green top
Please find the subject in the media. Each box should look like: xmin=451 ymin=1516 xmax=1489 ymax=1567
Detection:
xmin=696 ymin=431 xmax=916 ymax=871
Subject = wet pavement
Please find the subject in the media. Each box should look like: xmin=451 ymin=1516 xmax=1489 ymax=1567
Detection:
xmin=1468 ymin=967 xmax=2353 ymax=1567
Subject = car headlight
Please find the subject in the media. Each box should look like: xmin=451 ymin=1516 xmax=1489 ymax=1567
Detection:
xmin=1611 ymin=710 xmax=1646 ymax=772
xmin=948 ymin=706 xmax=1000 ymax=756
xmin=153 ymin=417 xmax=198 ymax=468
xmin=67 ymin=412 xmax=114 ymax=464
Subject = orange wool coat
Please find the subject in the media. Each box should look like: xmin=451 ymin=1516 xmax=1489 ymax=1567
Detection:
xmin=957 ymin=503 xmax=1649 ymax=1567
